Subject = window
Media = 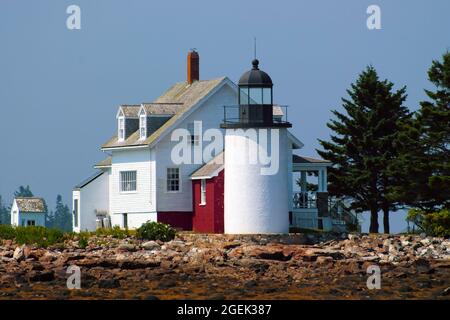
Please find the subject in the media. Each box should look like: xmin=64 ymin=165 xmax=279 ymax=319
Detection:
xmin=118 ymin=117 xmax=125 ymax=141
xmin=200 ymin=179 xmax=206 ymax=205
xmin=187 ymin=122 xmax=200 ymax=146
xmin=139 ymin=115 xmax=146 ymax=140
xmin=27 ymin=220 xmax=35 ymax=226
xmin=167 ymin=167 xmax=180 ymax=192
xmin=120 ymin=171 xmax=137 ymax=192
xmin=73 ymin=199 xmax=79 ymax=228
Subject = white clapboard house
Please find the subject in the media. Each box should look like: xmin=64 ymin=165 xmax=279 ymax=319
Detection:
xmin=73 ymin=50 xmax=357 ymax=234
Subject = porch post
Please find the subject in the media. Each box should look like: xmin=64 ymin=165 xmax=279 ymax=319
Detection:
xmin=300 ymin=171 xmax=307 ymax=193
xmin=318 ymin=169 xmax=324 ymax=192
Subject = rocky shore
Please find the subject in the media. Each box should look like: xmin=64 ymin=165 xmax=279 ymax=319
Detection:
xmin=0 ymin=232 xmax=449 ymax=300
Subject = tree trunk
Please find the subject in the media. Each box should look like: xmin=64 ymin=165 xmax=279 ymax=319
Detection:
xmin=383 ymin=205 xmax=390 ymax=234
xmin=369 ymin=207 xmax=379 ymax=233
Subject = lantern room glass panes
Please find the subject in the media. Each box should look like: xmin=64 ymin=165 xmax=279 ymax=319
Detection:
xmin=239 ymin=86 xmax=272 ymax=105
xmin=249 ymin=88 xmax=263 ymax=104
xmin=239 ymin=86 xmax=249 ymax=104
xmin=263 ymin=88 xmax=272 ymax=105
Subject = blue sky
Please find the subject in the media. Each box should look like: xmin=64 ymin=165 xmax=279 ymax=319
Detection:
xmin=0 ymin=0 xmax=449 ymax=232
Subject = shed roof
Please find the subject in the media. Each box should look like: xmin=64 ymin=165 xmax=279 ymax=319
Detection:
xmin=293 ymin=155 xmax=331 ymax=164
xmin=15 ymin=197 xmax=46 ymax=213
xmin=94 ymin=156 xmax=112 ymax=168
xmin=190 ymin=152 xmax=224 ymax=179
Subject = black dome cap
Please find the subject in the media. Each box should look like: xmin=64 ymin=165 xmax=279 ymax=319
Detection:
xmin=238 ymin=59 xmax=273 ymax=87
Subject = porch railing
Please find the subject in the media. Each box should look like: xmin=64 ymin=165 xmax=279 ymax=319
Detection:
xmin=292 ymin=192 xmax=317 ymax=209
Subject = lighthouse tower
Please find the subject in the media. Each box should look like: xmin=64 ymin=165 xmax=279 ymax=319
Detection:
xmin=221 ymin=59 xmax=292 ymax=234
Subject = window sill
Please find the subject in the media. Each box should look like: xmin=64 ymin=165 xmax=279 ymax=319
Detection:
xmin=120 ymin=191 xmax=138 ymax=195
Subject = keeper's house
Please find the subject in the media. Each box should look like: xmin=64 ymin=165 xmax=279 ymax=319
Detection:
xmin=73 ymin=50 xmax=357 ymax=234
xmin=10 ymin=197 xmax=47 ymax=227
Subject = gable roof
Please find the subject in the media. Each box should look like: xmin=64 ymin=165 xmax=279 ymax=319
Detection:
xmin=102 ymin=77 xmax=228 ymax=150
xmin=141 ymin=103 xmax=183 ymax=115
xmin=15 ymin=197 xmax=46 ymax=213
xmin=74 ymin=171 xmax=105 ymax=190
xmin=117 ymin=105 xmax=140 ymax=118
xmin=190 ymin=152 xmax=224 ymax=179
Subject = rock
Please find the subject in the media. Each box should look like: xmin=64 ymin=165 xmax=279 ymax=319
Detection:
xmin=98 ymin=279 xmax=121 ymax=289
xmin=222 ymin=242 xmax=241 ymax=250
xmin=316 ymin=256 xmax=333 ymax=264
xmin=28 ymin=271 xmax=55 ymax=282
xmin=441 ymin=287 xmax=450 ymax=296
xmin=13 ymin=246 xmax=26 ymax=261
xmin=142 ymin=241 xmax=161 ymax=251
xmin=144 ymin=295 xmax=160 ymax=300
xmin=207 ymin=294 xmax=225 ymax=300
xmin=348 ymin=234 xmax=359 ymax=241
xmin=157 ymin=279 xmax=177 ymax=289
xmin=117 ymin=244 xmax=137 ymax=252
xmin=119 ymin=259 xmax=160 ymax=269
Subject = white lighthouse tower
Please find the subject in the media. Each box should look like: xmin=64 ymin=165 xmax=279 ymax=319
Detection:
xmin=221 ymin=59 xmax=291 ymax=234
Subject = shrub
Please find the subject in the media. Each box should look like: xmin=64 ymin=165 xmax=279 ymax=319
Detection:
xmin=0 ymin=224 xmax=16 ymax=240
xmin=14 ymin=226 xmax=65 ymax=247
xmin=78 ymin=234 xmax=89 ymax=249
xmin=407 ymin=209 xmax=450 ymax=238
xmin=94 ymin=226 xmax=133 ymax=239
xmin=136 ymin=221 xmax=176 ymax=242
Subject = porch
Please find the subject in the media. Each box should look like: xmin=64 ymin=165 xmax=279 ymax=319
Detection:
xmin=290 ymin=155 xmax=332 ymax=231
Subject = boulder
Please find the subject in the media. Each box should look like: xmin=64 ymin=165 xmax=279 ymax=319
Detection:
xmin=142 ymin=241 xmax=161 ymax=251
xmin=13 ymin=246 xmax=25 ymax=261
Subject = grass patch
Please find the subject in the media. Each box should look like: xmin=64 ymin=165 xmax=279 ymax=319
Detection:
xmin=0 ymin=222 xmax=175 ymax=247
xmin=0 ymin=225 xmax=64 ymax=247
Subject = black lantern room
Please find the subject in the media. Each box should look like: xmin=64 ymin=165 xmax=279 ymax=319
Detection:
xmin=222 ymin=59 xmax=291 ymax=128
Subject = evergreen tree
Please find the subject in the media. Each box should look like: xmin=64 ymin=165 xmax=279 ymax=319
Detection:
xmin=318 ymin=66 xmax=409 ymax=233
xmin=393 ymin=52 xmax=450 ymax=213
xmin=14 ymin=185 xmax=34 ymax=197
xmin=0 ymin=195 xmax=10 ymax=225
xmin=416 ymin=52 xmax=450 ymax=211
xmin=52 ymin=195 xmax=72 ymax=231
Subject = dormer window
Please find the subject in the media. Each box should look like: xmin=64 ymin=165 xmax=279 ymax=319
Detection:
xmin=139 ymin=111 xmax=147 ymax=140
xmin=118 ymin=117 xmax=125 ymax=141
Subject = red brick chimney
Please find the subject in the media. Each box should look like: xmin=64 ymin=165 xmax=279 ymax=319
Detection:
xmin=187 ymin=49 xmax=199 ymax=84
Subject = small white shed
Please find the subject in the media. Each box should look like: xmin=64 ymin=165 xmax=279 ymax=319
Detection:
xmin=10 ymin=197 xmax=47 ymax=227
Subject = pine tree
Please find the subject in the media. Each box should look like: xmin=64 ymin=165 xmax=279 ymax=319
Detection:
xmin=14 ymin=185 xmax=34 ymax=197
xmin=318 ymin=66 xmax=409 ymax=233
xmin=0 ymin=195 xmax=10 ymax=225
xmin=53 ymin=195 xmax=72 ymax=231
xmin=396 ymin=52 xmax=450 ymax=212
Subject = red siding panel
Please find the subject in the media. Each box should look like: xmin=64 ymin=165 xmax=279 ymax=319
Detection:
xmin=192 ymin=169 xmax=224 ymax=233
xmin=157 ymin=211 xmax=192 ymax=230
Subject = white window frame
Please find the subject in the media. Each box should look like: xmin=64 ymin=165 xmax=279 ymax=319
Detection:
xmin=118 ymin=116 xmax=125 ymax=141
xmin=166 ymin=167 xmax=181 ymax=193
xmin=120 ymin=170 xmax=137 ymax=193
xmin=139 ymin=111 xmax=147 ymax=140
xmin=200 ymin=179 xmax=206 ymax=205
